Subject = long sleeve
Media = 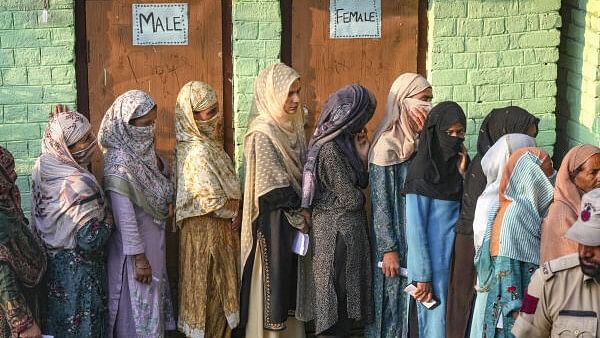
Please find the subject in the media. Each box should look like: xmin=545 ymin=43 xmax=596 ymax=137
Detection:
xmin=317 ymin=142 xmax=364 ymax=211
xmin=406 ymin=193 xmax=432 ymax=282
xmin=370 ymin=163 xmax=401 ymax=254
xmin=0 ymin=263 xmax=33 ymax=336
xmin=511 ymin=270 xmax=551 ymax=338
xmin=76 ymin=218 xmax=113 ymax=253
xmin=109 ymin=192 xmax=145 ymax=256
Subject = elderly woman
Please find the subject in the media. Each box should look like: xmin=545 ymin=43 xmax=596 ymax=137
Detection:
xmin=540 ymin=144 xmax=600 ymax=263
xmin=0 ymin=146 xmax=46 ymax=338
xmin=99 ymin=90 xmax=175 ymax=338
xmin=404 ymin=101 xmax=468 ymax=338
xmin=475 ymin=148 xmax=554 ymax=337
xmin=31 ymin=105 xmax=112 ymax=338
xmin=298 ymin=84 xmax=376 ymax=336
xmin=447 ymin=106 xmax=539 ymax=337
xmin=468 ymin=134 xmax=537 ymax=338
xmin=239 ymin=63 xmax=307 ymax=338
xmin=174 ymin=81 xmax=241 ymax=338
xmin=366 ymin=73 xmax=432 ymax=338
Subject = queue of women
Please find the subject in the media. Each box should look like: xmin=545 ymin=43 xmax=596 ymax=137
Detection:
xmin=0 ymin=62 xmax=598 ymax=338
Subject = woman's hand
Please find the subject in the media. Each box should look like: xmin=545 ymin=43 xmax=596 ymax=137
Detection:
xmin=300 ymin=209 xmax=312 ymax=234
xmin=353 ymin=128 xmax=371 ymax=167
xmin=458 ymin=144 xmax=469 ymax=176
xmin=134 ymin=253 xmax=152 ymax=284
xmin=407 ymin=106 xmax=428 ymax=133
xmin=382 ymin=251 xmax=400 ymax=278
xmin=53 ymin=104 xmax=68 ymax=114
xmin=19 ymin=322 xmax=42 ymax=338
xmin=414 ymin=282 xmax=433 ymax=303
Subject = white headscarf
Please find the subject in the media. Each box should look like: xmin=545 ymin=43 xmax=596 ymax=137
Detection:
xmin=472 ymin=133 xmax=537 ymax=253
xmin=369 ymin=73 xmax=431 ymax=166
xmin=98 ymin=90 xmax=174 ymax=221
xmin=31 ymin=110 xmax=107 ymax=250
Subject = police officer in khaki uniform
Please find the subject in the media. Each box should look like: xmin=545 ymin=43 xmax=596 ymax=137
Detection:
xmin=513 ymin=188 xmax=600 ymax=337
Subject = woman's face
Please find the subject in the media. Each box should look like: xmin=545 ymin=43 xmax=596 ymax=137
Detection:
xmin=446 ymin=122 xmax=466 ymax=139
xmin=526 ymin=123 xmax=538 ymax=137
xmin=130 ymin=106 xmax=158 ymax=127
xmin=410 ymin=87 xmax=433 ymax=102
xmin=284 ymin=79 xmax=301 ymax=115
xmin=68 ymin=130 xmax=95 ymax=154
xmin=574 ymin=154 xmax=600 ymax=193
xmin=193 ymin=104 xmax=218 ymax=121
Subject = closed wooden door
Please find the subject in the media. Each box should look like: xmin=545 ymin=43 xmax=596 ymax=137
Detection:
xmin=287 ymin=0 xmax=424 ymax=136
xmin=85 ymin=0 xmax=231 ymax=174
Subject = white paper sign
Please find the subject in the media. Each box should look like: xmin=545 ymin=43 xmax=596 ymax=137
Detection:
xmin=330 ymin=0 xmax=381 ymax=39
xmin=132 ymin=3 xmax=188 ymax=45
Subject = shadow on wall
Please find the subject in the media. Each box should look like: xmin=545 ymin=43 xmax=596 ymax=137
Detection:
xmin=555 ymin=0 xmax=599 ymax=164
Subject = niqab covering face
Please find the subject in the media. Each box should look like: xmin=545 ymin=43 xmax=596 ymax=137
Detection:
xmin=369 ymin=73 xmax=431 ymax=166
xmin=98 ymin=90 xmax=174 ymax=221
xmin=174 ymin=81 xmax=241 ymax=225
xmin=31 ymin=110 xmax=107 ymax=250
xmin=302 ymin=84 xmax=375 ymax=208
xmin=404 ymin=101 xmax=466 ymax=201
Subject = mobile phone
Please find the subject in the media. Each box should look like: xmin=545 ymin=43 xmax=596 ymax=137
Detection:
xmin=403 ymin=283 xmax=440 ymax=310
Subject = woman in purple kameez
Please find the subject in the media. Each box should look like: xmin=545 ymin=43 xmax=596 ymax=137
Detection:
xmin=98 ymin=90 xmax=176 ymax=338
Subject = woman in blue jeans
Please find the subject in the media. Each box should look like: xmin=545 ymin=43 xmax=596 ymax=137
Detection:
xmin=404 ymin=101 xmax=468 ymax=338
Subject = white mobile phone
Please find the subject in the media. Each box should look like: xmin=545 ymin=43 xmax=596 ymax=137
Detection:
xmin=403 ymin=284 xmax=439 ymax=310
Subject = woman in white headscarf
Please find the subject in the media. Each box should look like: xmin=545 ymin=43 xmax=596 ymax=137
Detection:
xmin=174 ymin=81 xmax=241 ymax=338
xmin=468 ymin=133 xmax=536 ymax=338
xmin=32 ymin=104 xmax=112 ymax=338
xmin=99 ymin=90 xmax=176 ymax=338
xmin=366 ymin=73 xmax=432 ymax=338
xmin=238 ymin=63 xmax=307 ymax=338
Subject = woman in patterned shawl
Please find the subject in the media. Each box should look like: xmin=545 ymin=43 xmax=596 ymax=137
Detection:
xmin=31 ymin=104 xmax=112 ymax=338
xmin=297 ymin=84 xmax=376 ymax=337
xmin=174 ymin=81 xmax=241 ymax=338
xmin=475 ymin=148 xmax=554 ymax=337
xmin=99 ymin=90 xmax=176 ymax=338
xmin=239 ymin=63 xmax=307 ymax=338
xmin=0 ymin=146 xmax=46 ymax=338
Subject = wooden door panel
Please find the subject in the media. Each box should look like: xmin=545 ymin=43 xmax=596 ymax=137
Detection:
xmin=291 ymin=1 xmax=420 ymax=137
xmin=86 ymin=0 xmax=226 ymax=175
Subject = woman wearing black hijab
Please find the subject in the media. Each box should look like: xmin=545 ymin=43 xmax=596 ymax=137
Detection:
xmin=404 ymin=101 xmax=468 ymax=338
xmin=446 ymin=106 xmax=539 ymax=338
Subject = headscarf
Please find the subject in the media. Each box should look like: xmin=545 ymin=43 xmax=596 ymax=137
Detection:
xmin=455 ymin=106 xmax=539 ymax=235
xmin=541 ymin=144 xmax=600 ymax=262
xmin=472 ymin=134 xmax=537 ymax=254
xmin=369 ymin=73 xmax=431 ymax=166
xmin=0 ymin=147 xmax=46 ymax=288
xmin=404 ymin=101 xmax=466 ymax=201
xmin=174 ymin=81 xmax=241 ymax=226
xmin=98 ymin=90 xmax=174 ymax=221
xmin=31 ymin=110 xmax=107 ymax=250
xmin=302 ymin=84 xmax=376 ymax=208
xmin=241 ymin=63 xmax=306 ymax=273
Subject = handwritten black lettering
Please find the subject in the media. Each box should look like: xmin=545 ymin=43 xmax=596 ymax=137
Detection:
xmin=139 ymin=12 xmax=154 ymax=34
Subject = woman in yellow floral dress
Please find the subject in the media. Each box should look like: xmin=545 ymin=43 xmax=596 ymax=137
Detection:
xmin=174 ymin=81 xmax=242 ymax=338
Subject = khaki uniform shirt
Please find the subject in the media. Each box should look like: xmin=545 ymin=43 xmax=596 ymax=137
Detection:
xmin=512 ymin=253 xmax=600 ymax=337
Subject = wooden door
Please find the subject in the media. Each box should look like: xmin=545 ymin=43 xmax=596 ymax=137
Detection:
xmin=288 ymin=1 xmax=424 ymax=136
xmin=85 ymin=0 xmax=232 ymax=173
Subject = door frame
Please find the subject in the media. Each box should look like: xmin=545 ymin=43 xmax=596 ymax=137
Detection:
xmin=74 ymin=0 xmax=235 ymax=156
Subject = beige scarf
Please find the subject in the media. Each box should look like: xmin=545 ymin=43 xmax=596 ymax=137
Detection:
xmin=369 ymin=73 xmax=431 ymax=166
xmin=174 ymin=81 xmax=241 ymax=226
xmin=240 ymin=63 xmax=306 ymax=272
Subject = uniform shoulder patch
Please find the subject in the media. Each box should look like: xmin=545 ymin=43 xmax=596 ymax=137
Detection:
xmin=542 ymin=253 xmax=580 ymax=280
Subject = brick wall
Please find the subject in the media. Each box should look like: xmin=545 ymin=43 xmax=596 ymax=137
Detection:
xmin=427 ymin=0 xmax=562 ymax=155
xmin=232 ymin=0 xmax=282 ymax=168
xmin=0 ymin=0 xmax=76 ymax=212
xmin=555 ymin=0 xmax=600 ymax=161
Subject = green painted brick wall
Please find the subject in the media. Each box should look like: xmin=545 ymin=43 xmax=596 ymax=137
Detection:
xmin=0 ymin=0 xmax=76 ymax=212
xmin=232 ymin=0 xmax=282 ymax=168
xmin=555 ymin=0 xmax=600 ymax=161
xmin=427 ymin=0 xmax=562 ymax=155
